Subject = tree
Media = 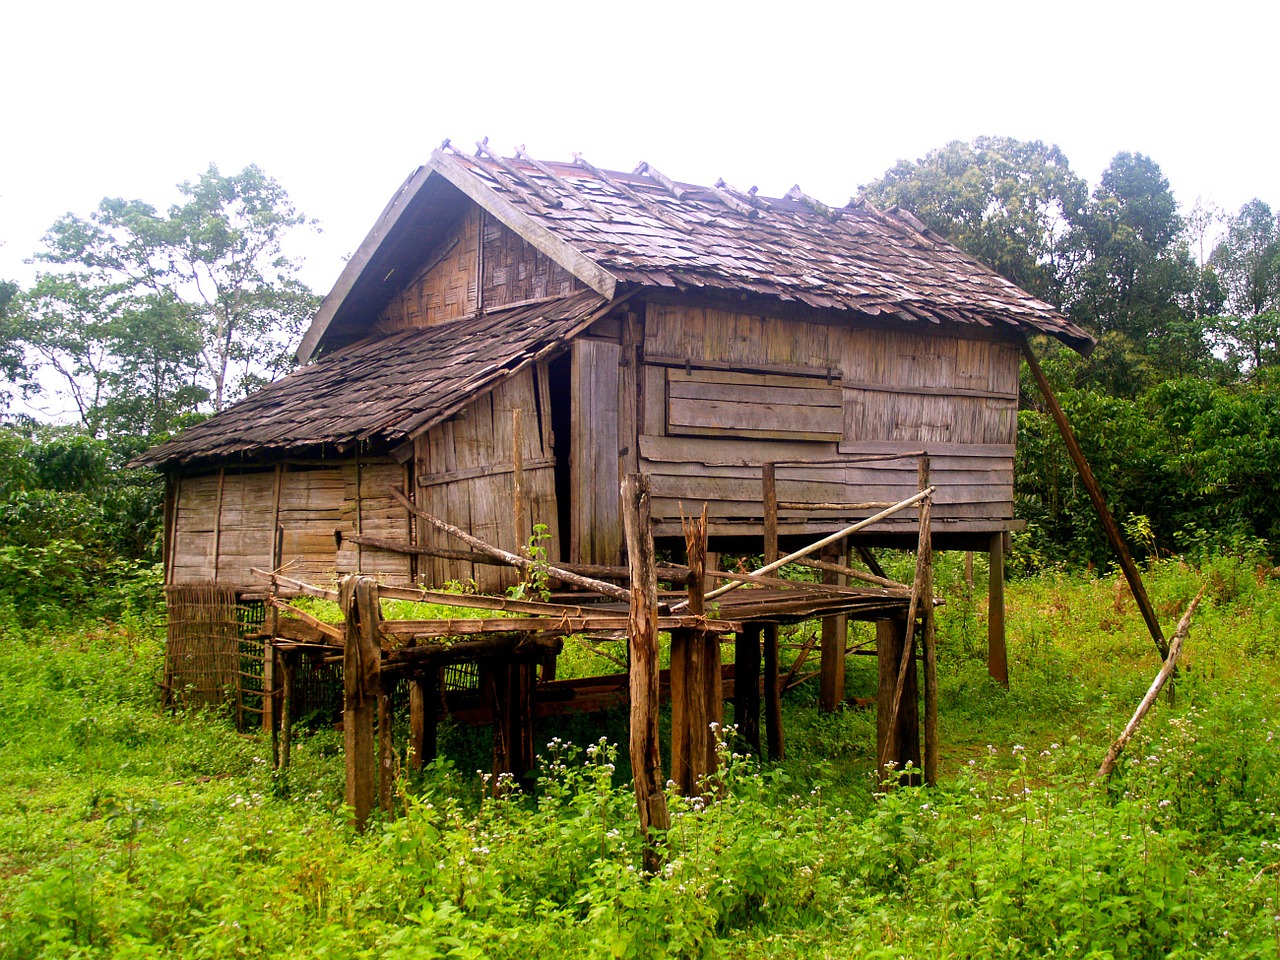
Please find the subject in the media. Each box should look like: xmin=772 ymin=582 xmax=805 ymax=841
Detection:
xmin=37 ymin=164 xmax=318 ymax=414
xmin=860 ymin=137 xmax=1091 ymax=309
xmin=1069 ymin=153 xmax=1216 ymax=394
xmin=1209 ymin=199 xmax=1280 ymax=371
xmin=0 ymin=279 xmax=31 ymax=408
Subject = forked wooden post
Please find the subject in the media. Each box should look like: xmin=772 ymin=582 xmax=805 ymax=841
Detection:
xmin=621 ymin=474 xmax=671 ymax=871
xmin=919 ymin=459 xmax=940 ymax=786
xmin=341 ymin=575 xmax=382 ymax=831
xmin=278 ymin=650 xmax=295 ymax=772
xmin=378 ymin=674 xmax=396 ymax=813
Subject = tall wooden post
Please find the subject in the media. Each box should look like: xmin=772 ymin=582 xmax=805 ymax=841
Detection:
xmin=988 ymin=532 xmax=1009 ymax=687
xmin=818 ymin=540 xmax=848 ymax=712
xmin=409 ymin=670 xmax=439 ymax=770
xmin=762 ymin=463 xmax=785 ymax=761
xmin=341 ymin=575 xmax=382 ymax=831
xmin=278 ymin=650 xmax=295 ymax=772
xmin=734 ymin=624 xmax=762 ymax=754
xmin=622 ymin=474 xmax=670 ymax=871
xmin=919 ymin=460 xmax=939 ymax=786
xmin=378 ymin=674 xmax=396 ymax=813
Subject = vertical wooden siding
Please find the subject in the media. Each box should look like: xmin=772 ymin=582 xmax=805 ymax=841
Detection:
xmin=415 ymin=366 xmax=560 ymax=591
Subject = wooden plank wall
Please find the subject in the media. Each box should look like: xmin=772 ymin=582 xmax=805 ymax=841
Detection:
xmin=639 ymin=300 xmax=1020 ymax=537
xmin=481 ymin=215 xmax=584 ymax=307
xmin=374 ymin=207 xmax=480 ymax=332
xmin=169 ymin=459 xmax=414 ymax=590
xmin=415 ymin=366 xmax=560 ymax=591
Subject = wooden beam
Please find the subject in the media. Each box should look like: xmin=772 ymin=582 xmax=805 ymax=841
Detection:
xmin=1097 ymin=588 xmax=1204 ymax=779
xmin=1021 ymin=338 xmax=1168 ymax=659
xmin=762 ymin=462 xmax=784 ymax=761
xmin=622 ymin=473 xmax=670 ymax=872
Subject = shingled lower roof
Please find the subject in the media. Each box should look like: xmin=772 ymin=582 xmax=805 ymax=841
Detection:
xmin=299 ymin=147 xmax=1095 ymax=361
xmin=136 ymin=290 xmax=610 ymax=469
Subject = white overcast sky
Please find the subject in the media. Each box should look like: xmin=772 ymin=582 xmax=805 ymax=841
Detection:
xmin=2 ymin=0 xmax=1276 ymax=298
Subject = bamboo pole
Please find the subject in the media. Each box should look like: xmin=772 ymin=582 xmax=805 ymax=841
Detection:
xmin=685 ymin=486 xmax=936 ymax=609
xmin=621 ymin=474 xmax=670 ymax=872
xmin=1021 ymin=339 xmax=1168 ymax=660
xmin=1097 ymin=588 xmax=1204 ymax=779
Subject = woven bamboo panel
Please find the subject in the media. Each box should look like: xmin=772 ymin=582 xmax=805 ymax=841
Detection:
xmin=481 ymin=214 xmax=583 ymax=307
xmin=164 ymin=582 xmax=242 ymax=711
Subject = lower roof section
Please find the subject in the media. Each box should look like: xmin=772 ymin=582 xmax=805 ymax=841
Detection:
xmin=135 ymin=290 xmax=610 ymax=470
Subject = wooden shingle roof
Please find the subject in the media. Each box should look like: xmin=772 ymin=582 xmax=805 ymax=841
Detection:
xmin=136 ymin=291 xmax=610 ymax=468
xmin=299 ymin=145 xmax=1094 ymax=361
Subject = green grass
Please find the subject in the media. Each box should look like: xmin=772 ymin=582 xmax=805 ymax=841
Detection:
xmin=3 ymin=554 xmax=1280 ymax=957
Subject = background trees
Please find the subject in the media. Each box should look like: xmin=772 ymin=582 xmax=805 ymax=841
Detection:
xmin=17 ymin=163 xmax=318 ymax=440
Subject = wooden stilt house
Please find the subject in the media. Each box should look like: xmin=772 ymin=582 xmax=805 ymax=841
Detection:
xmin=137 ymin=143 xmax=1094 ymax=759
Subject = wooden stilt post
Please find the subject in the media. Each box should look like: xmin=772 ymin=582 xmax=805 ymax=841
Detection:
xmin=818 ymin=540 xmax=848 ymax=712
xmin=409 ymin=670 xmax=439 ymax=770
xmin=879 ymin=457 xmax=932 ymax=785
xmin=876 ymin=619 xmax=920 ymax=785
xmin=762 ymin=462 xmax=785 ymax=761
xmin=622 ymin=474 xmax=670 ymax=872
xmin=341 ymin=575 xmax=382 ymax=831
xmin=670 ymin=506 xmax=710 ymax=794
xmin=378 ymin=674 xmax=395 ymax=813
xmin=734 ymin=624 xmax=762 ymax=754
xmin=988 ymin=532 xmax=1009 ymax=687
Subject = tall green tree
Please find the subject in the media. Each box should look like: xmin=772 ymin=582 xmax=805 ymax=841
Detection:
xmin=37 ymin=164 xmax=318 ymax=414
xmin=0 ymin=279 xmax=30 ymax=407
xmin=1209 ymin=199 xmax=1280 ymax=371
xmin=861 ymin=136 xmax=1091 ymax=309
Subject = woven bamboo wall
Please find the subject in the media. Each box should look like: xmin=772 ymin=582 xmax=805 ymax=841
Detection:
xmin=375 ymin=207 xmax=481 ymax=332
xmin=415 ymin=365 xmax=559 ymax=591
xmin=639 ymin=300 xmax=1020 ymax=537
xmin=481 ymin=214 xmax=584 ymax=307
